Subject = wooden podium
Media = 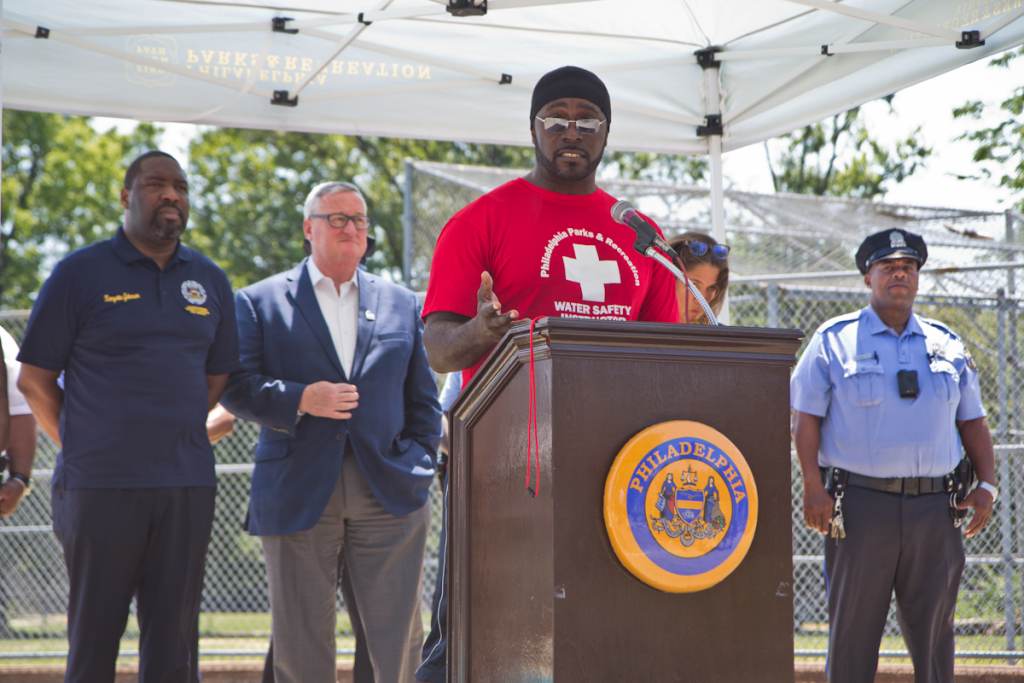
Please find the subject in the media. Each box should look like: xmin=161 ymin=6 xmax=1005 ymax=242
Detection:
xmin=446 ymin=318 xmax=802 ymax=683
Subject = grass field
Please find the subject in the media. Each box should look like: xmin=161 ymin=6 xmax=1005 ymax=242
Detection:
xmin=0 ymin=612 xmax=353 ymax=667
xmin=1 ymin=613 xmax=1021 ymax=669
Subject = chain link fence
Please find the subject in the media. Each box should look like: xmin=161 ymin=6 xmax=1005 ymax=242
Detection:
xmin=0 ymin=308 xmax=444 ymax=661
xmin=732 ymin=280 xmax=1024 ymax=659
xmin=401 ymin=162 xmax=1024 ymax=661
xmin=1 ymin=164 xmax=1022 ymax=664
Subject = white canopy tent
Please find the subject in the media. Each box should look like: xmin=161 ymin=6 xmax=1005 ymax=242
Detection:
xmin=3 ymin=0 xmax=1024 ymax=246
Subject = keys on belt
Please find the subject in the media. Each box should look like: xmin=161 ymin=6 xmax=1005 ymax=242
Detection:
xmin=822 ymin=467 xmax=847 ymax=542
xmin=820 ymin=462 xmax=970 ymax=540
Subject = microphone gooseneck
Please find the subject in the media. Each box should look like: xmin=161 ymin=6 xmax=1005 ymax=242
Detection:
xmin=609 ymin=199 xmax=720 ymax=326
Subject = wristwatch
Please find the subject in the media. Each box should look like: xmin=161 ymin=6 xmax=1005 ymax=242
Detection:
xmin=8 ymin=472 xmax=31 ymax=493
xmin=978 ymin=480 xmax=998 ymax=503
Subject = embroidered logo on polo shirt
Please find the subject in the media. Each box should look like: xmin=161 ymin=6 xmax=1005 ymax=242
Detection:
xmin=181 ymin=280 xmax=210 ymax=316
xmin=180 ymin=280 xmax=208 ymax=305
xmin=103 ymin=292 xmax=142 ymax=304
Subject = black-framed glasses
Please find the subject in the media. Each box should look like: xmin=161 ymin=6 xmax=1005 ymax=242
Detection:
xmin=310 ymin=212 xmax=370 ymax=231
xmin=534 ymin=116 xmax=605 ymax=135
xmin=684 ymin=240 xmax=730 ymax=260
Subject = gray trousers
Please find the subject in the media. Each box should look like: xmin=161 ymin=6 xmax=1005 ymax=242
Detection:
xmin=824 ymin=485 xmax=964 ymax=683
xmin=262 ymin=456 xmax=428 ymax=683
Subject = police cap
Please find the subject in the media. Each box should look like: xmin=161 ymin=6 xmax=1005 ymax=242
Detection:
xmin=855 ymin=228 xmax=927 ymax=274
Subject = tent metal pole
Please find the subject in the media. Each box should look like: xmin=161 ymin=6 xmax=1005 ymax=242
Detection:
xmin=701 ymin=51 xmax=728 ymax=322
xmin=709 ymin=138 xmax=724 ymax=245
xmin=1 ymin=0 xmax=5 ymax=236
xmin=402 ymin=158 xmax=414 ymax=286
xmin=709 ymin=135 xmax=728 ymax=322
xmin=291 ymin=0 xmax=394 ymax=98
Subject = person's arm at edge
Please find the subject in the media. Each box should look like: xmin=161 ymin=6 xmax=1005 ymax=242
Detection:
xmin=0 ymin=345 xmax=8 ymax=455
xmin=0 ymin=412 xmax=38 ymax=517
xmin=7 ymin=414 xmax=37 ymax=479
xmin=956 ymin=416 xmax=996 ymax=538
xmin=17 ymin=364 xmax=62 ymax=446
xmin=423 ymin=271 xmax=518 ymax=373
xmin=790 ymin=329 xmax=833 ymax=535
xmin=793 ymin=411 xmax=832 ymax=534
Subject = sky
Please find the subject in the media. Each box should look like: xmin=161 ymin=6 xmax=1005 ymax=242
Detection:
xmin=94 ymin=48 xmax=1023 ymax=215
xmin=722 ymin=50 xmax=1023 ymax=213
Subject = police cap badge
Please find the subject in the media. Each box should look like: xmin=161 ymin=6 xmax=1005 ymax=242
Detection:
xmin=855 ymin=228 xmax=927 ymax=274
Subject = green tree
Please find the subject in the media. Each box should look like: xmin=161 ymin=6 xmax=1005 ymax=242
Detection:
xmin=1 ymin=111 xmax=160 ymax=308
xmin=952 ymin=47 xmax=1024 ymax=212
xmin=605 ymin=151 xmax=707 ymax=185
xmin=4 ymin=114 xmax=666 ymax=301
xmin=763 ymin=97 xmax=931 ymax=199
xmin=188 ymin=129 xmax=533 ymax=288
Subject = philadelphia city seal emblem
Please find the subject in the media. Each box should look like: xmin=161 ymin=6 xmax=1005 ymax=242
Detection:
xmin=180 ymin=280 xmax=208 ymax=306
xmin=603 ymin=420 xmax=759 ymax=593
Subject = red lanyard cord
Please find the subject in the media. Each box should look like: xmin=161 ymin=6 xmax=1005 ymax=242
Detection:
xmin=525 ymin=316 xmax=542 ymax=496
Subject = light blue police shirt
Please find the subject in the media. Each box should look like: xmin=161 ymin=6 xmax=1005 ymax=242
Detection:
xmin=791 ymin=305 xmax=985 ymax=477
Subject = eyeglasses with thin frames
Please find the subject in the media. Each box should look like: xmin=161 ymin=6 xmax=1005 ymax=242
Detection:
xmin=534 ymin=116 xmax=605 ymax=135
xmin=309 ymin=212 xmax=370 ymax=231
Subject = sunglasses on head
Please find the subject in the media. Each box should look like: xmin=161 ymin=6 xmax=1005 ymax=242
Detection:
xmin=683 ymin=239 xmax=730 ymax=260
xmin=535 ymin=116 xmax=605 ymax=135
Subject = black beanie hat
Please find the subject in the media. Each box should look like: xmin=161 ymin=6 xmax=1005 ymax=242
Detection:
xmin=530 ymin=66 xmax=611 ymax=124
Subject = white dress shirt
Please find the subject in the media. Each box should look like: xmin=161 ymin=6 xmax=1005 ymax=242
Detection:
xmin=307 ymin=259 xmax=359 ymax=378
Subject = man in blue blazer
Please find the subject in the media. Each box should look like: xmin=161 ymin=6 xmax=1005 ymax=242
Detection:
xmin=222 ymin=181 xmax=441 ymax=683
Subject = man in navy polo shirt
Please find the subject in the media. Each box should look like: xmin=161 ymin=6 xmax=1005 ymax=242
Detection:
xmin=17 ymin=150 xmax=238 ymax=683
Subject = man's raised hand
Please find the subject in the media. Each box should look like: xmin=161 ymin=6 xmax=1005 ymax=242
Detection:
xmin=474 ymin=271 xmax=518 ymax=342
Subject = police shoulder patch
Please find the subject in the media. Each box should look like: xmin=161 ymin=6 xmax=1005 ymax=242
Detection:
xmin=604 ymin=420 xmax=759 ymax=593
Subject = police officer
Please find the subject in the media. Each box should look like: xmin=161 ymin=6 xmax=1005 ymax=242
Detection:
xmin=791 ymin=228 xmax=997 ymax=683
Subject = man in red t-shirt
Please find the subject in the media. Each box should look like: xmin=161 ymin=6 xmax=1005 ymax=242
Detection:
xmin=415 ymin=65 xmax=678 ymax=683
xmin=422 ymin=65 xmax=678 ymax=385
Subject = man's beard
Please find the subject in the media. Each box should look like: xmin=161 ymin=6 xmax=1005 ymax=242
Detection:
xmin=148 ymin=202 xmax=188 ymax=242
xmin=535 ymin=147 xmax=601 ymax=183
xmin=151 ymin=208 xmax=187 ymax=242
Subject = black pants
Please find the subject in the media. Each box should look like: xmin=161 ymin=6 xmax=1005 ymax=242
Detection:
xmin=824 ymin=486 xmax=964 ymax=683
xmin=416 ymin=475 xmax=448 ymax=683
xmin=52 ymin=486 xmax=216 ymax=683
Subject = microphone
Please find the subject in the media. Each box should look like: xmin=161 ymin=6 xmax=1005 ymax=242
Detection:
xmin=610 ymin=200 xmax=675 ymax=256
xmin=610 ymin=199 xmax=720 ymax=325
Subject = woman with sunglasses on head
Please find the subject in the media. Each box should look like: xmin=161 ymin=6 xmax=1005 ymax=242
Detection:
xmin=669 ymin=231 xmax=730 ymax=324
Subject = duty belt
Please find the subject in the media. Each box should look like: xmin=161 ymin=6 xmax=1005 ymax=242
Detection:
xmin=821 ymin=468 xmax=953 ymax=496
